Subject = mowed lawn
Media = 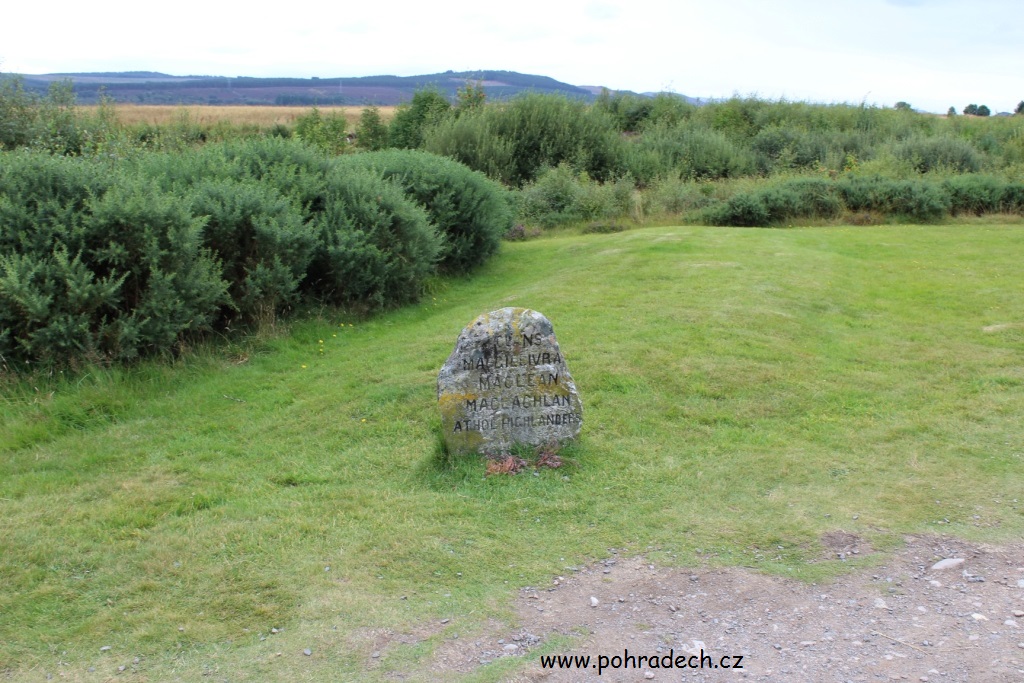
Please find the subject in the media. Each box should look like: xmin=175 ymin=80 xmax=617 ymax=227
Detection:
xmin=2 ymin=224 xmax=1022 ymax=681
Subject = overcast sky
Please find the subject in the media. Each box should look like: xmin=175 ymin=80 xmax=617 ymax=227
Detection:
xmin=3 ymin=0 xmax=1021 ymax=113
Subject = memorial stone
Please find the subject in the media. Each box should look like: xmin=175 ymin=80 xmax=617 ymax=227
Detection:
xmin=437 ymin=307 xmax=583 ymax=455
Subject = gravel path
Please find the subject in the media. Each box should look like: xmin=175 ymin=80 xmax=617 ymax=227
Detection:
xmin=411 ymin=535 xmax=1024 ymax=682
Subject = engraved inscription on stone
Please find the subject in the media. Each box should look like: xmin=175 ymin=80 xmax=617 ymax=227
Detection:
xmin=437 ymin=307 xmax=583 ymax=455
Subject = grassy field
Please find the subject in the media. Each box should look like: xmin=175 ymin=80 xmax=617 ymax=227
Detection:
xmin=2 ymin=224 xmax=1022 ymax=681
xmin=80 ymin=104 xmax=397 ymax=128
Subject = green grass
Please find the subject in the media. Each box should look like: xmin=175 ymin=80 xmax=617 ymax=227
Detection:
xmin=2 ymin=224 xmax=1023 ymax=680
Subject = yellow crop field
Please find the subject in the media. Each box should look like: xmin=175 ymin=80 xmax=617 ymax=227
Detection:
xmin=79 ymin=104 xmax=397 ymax=128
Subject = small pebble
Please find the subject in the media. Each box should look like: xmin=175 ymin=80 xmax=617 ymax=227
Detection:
xmin=931 ymin=558 xmax=965 ymax=571
xmin=100 ymin=646 xmax=111 ymax=652
xmin=303 ymin=648 xmax=312 ymax=656
xmin=372 ymin=651 xmax=380 ymax=658
xmin=271 ymin=627 xmax=279 ymax=634
xmin=644 ymin=672 xmax=655 ymax=680
xmin=118 ymin=665 xmax=126 ymax=672
xmin=590 ymin=596 xmax=599 ymax=607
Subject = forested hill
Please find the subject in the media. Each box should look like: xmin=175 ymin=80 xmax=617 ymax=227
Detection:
xmin=13 ymin=70 xmax=669 ymax=105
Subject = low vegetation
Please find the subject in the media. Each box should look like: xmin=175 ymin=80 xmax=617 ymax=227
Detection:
xmin=2 ymin=224 xmax=1022 ymax=680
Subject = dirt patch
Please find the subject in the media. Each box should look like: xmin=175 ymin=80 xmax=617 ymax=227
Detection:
xmin=404 ymin=535 xmax=1024 ymax=682
xmin=983 ymin=323 xmax=1023 ymax=333
xmin=820 ymin=531 xmax=872 ymax=560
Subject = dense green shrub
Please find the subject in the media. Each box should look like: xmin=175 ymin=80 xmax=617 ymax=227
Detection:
xmin=305 ymin=168 xmax=441 ymax=310
xmin=0 ymin=160 xmax=228 ymax=366
xmin=1000 ymin=183 xmax=1024 ymax=213
xmin=837 ymin=176 xmax=950 ymax=222
xmin=389 ymin=89 xmax=452 ymax=150
xmin=209 ymin=138 xmax=332 ymax=213
xmin=706 ymin=178 xmax=853 ymax=226
xmin=706 ymin=192 xmax=770 ymax=226
xmin=595 ymin=91 xmax=655 ymax=132
xmin=647 ymin=176 xmax=718 ymax=215
xmin=355 ymin=106 xmax=389 ymax=150
xmin=517 ymin=165 xmax=634 ymax=228
xmin=335 ymin=149 xmax=513 ymax=274
xmin=425 ymin=93 xmax=624 ymax=186
xmin=778 ymin=178 xmax=845 ymax=218
xmin=2 ymin=139 xmax=515 ymax=367
xmin=189 ymin=179 xmax=316 ymax=320
xmin=941 ymin=175 xmax=1005 ymax=215
xmin=517 ymin=165 xmax=588 ymax=227
xmin=628 ymin=122 xmax=756 ymax=184
xmin=894 ymin=135 xmax=983 ymax=173
xmin=294 ymin=107 xmax=348 ymax=155
xmin=0 ymin=77 xmax=86 ymax=154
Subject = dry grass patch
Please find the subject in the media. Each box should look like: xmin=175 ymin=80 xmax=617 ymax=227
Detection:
xmin=81 ymin=104 xmax=397 ymax=128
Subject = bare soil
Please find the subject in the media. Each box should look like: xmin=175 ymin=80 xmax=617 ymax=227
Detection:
xmin=389 ymin=535 xmax=1024 ymax=682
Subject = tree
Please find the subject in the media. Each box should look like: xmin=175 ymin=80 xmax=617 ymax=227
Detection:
xmin=1016 ymin=101 xmax=1024 ymax=115
xmin=894 ymin=101 xmax=913 ymax=111
xmin=294 ymin=107 xmax=348 ymax=154
xmin=0 ymin=73 xmax=37 ymax=148
xmin=977 ymin=104 xmax=991 ymax=117
xmin=455 ymin=80 xmax=486 ymax=116
xmin=355 ymin=106 xmax=388 ymax=150
xmin=963 ymin=104 xmax=979 ymax=115
xmin=388 ymin=88 xmax=451 ymax=149
xmin=947 ymin=106 xmax=957 ymax=117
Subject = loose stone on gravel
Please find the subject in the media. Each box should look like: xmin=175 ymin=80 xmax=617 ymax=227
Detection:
xmin=931 ymin=558 xmax=965 ymax=570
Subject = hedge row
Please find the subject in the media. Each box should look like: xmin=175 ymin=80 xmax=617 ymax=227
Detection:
xmin=705 ymin=175 xmax=1024 ymax=226
xmin=0 ymin=141 xmax=512 ymax=367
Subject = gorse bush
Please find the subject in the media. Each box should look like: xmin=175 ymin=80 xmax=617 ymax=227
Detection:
xmin=334 ymin=149 xmax=513 ymax=274
xmin=188 ymin=179 xmax=316 ymax=321
xmin=305 ymin=168 xmax=440 ymax=310
xmin=705 ymin=176 xmax=956 ymax=226
xmin=836 ymin=176 xmax=950 ymax=222
xmin=0 ymin=139 xmax=511 ymax=368
xmin=0 ymin=156 xmax=228 ymax=365
xmin=941 ymin=174 xmax=1006 ymax=216
xmin=940 ymin=174 xmax=1024 ymax=215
